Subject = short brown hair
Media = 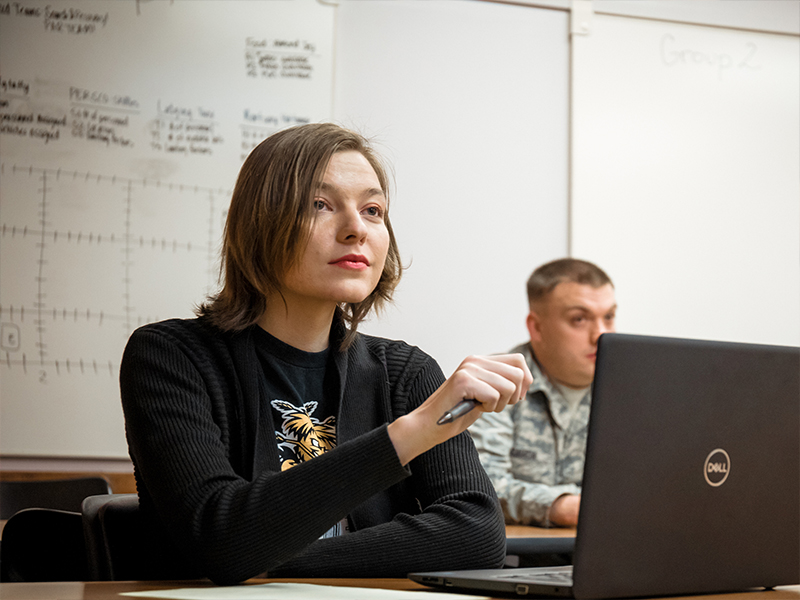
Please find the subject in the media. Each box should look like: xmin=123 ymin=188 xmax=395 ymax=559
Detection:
xmin=198 ymin=123 xmax=402 ymax=348
xmin=526 ymin=258 xmax=612 ymax=307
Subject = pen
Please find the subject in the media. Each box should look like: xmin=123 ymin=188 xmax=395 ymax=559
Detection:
xmin=437 ymin=398 xmax=480 ymax=425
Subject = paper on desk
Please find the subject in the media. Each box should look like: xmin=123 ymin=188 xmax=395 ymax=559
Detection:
xmin=121 ymin=582 xmax=489 ymax=600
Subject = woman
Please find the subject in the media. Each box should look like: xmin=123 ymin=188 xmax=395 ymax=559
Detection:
xmin=120 ymin=123 xmax=531 ymax=585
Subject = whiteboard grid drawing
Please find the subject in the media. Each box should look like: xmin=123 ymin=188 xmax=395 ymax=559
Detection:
xmin=0 ymin=164 xmax=229 ymax=457
xmin=0 ymin=0 xmax=334 ymax=457
xmin=1 ymin=164 xmax=227 ymax=358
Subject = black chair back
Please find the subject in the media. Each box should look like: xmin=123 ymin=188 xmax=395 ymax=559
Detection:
xmin=82 ymin=494 xmax=199 ymax=581
xmin=0 ymin=477 xmax=112 ymax=520
xmin=0 ymin=508 xmax=88 ymax=582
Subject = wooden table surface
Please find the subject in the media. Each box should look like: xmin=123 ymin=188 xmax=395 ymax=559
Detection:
xmin=505 ymin=524 xmax=577 ymax=538
xmin=0 ymin=579 xmax=419 ymax=599
xmin=1 ymin=579 xmax=799 ymax=600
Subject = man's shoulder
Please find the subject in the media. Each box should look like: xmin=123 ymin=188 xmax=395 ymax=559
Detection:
xmin=507 ymin=341 xmax=531 ymax=356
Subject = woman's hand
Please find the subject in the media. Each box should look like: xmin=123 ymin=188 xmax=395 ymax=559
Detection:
xmin=387 ymin=353 xmax=532 ymax=466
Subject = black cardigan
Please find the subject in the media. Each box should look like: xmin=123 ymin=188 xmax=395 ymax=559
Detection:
xmin=120 ymin=317 xmax=506 ymax=584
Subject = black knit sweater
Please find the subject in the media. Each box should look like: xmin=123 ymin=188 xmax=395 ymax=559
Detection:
xmin=119 ymin=317 xmax=506 ymax=585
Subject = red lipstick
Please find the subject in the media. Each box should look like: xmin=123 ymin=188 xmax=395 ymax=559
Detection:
xmin=330 ymin=254 xmax=370 ymax=269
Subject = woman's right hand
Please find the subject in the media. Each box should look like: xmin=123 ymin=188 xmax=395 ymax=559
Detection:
xmin=387 ymin=353 xmax=532 ymax=466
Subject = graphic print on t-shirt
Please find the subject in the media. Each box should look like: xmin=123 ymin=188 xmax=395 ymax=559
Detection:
xmin=272 ymin=399 xmax=336 ymax=471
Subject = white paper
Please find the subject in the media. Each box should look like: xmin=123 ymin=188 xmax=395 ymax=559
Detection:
xmin=122 ymin=582 xmax=489 ymax=600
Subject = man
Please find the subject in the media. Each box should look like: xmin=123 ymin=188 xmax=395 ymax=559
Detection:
xmin=470 ymin=258 xmax=616 ymax=527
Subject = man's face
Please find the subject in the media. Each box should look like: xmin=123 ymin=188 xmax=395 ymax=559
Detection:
xmin=527 ymin=282 xmax=617 ymax=389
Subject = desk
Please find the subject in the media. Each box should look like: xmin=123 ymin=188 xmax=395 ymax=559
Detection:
xmin=1 ymin=579 xmax=799 ymax=600
xmin=506 ymin=525 xmax=576 ymax=538
xmin=0 ymin=523 xmax=569 ymax=544
xmin=0 ymin=580 xmax=418 ymax=599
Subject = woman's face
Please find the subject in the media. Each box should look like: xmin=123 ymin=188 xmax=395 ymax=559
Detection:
xmin=280 ymin=150 xmax=390 ymax=314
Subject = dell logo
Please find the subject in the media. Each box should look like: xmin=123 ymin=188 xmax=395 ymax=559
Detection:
xmin=704 ymin=449 xmax=730 ymax=487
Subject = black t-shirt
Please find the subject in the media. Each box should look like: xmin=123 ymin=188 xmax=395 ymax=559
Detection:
xmin=254 ymin=326 xmax=349 ymax=537
xmin=253 ymin=326 xmax=340 ymax=472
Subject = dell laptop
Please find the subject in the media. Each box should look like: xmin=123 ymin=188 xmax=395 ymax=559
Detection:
xmin=410 ymin=333 xmax=800 ymax=598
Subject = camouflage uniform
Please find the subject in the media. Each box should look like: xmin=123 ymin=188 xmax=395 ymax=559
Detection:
xmin=469 ymin=342 xmax=590 ymax=526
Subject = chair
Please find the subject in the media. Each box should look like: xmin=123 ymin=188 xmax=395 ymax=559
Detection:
xmin=0 ymin=508 xmax=88 ymax=581
xmin=504 ymin=536 xmax=575 ymax=568
xmin=82 ymin=494 xmax=199 ymax=581
xmin=0 ymin=477 xmax=112 ymax=520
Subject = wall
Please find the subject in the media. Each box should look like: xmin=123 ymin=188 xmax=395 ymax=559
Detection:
xmin=571 ymin=12 xmax=800 ymax=346
xmin=333 ymin=0 xmax=570 ymax=375
xmin=0 ymin=0 xmax=797 ymax=462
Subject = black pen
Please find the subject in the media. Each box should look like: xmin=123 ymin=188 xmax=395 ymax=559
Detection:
xmin=437 ymin=398 xmax=480 ymax=425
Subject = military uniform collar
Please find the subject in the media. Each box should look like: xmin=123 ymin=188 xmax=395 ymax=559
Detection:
xmin=513 ymin=342 xmax=558 ymax=398
xmin=514 ymin=342 xmax=589 ymax=431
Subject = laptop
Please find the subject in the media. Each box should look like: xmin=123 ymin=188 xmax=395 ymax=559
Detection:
xmin=410 ymin=333 xmax=800 ymax=599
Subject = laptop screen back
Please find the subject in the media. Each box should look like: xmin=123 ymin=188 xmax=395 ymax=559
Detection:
xmin=572 ymin=334 xmax=800 ymax=599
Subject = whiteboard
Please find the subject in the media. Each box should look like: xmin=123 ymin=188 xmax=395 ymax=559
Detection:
xmin=334 ymin=0 xmax=570 ymax=376
xmin=0 ymin=0 xmax=335 ymax=457
xmin=0 ymin=0 xmax=570 ymax=459
xmin=571 ymin=13 xmax=800 ymax=347
xmin=4 ymin=0 xmax=797 ymax=461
